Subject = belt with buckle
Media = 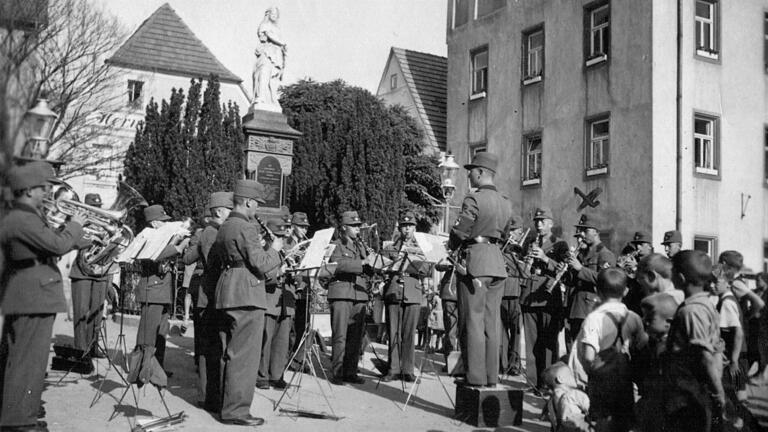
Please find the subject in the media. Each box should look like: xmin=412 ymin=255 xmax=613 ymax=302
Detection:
xmin=224 ymin=261 xmax=246 ymax=269
xmin=464 ymin=236 xmax=501 ymax=246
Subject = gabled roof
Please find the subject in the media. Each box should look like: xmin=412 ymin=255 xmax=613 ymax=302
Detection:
xmin=107 ymin=3 xmax=242 ymax=84
xmin=387 ymin=47 xmax=447 ymax=151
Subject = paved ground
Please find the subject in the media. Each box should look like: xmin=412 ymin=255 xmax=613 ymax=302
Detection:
xmin=42 ymin=314 xmax=549 ymax=432
xmin=40 ymin=313 xmax=768 ymax=431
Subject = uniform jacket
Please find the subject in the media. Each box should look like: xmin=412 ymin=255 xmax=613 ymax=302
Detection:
xmin=135 ymin=242 xmax=179 ymax=304
xmin=448 ymin=185 xmax=512 ymax=279
xmin=182 ymin=222 xmax=220 ymax=308
xmin=503 ymin=250 xmax=528 ymax=298
xmin=0 ymin=203 xmax=84 ymax=314
xmin=569 ymin=242 xmax=616 ymax=319
xmin=209 ymin=212 xmax=282 ymax=309
xmin=520 ymin=233 xmax=564 ymax=309
xmin=262 ymin=241 xmax=296 ymax=317
xmin=327 ymin=236 xmax=369 ymax=302
xmin=383 ymin=235 xmax=429 ymax=305
xmin=283 ymin=234 xmax=308 ymax=300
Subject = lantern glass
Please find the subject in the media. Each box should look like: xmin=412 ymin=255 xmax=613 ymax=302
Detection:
xmin=24 ymin=99 xmax=58 ymax=141
xmin=439 ymin=153 xmax=460 ymax=199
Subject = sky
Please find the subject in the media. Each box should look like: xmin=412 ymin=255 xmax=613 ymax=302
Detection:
xmin=94 ymin=0 xmax=448 ymax=92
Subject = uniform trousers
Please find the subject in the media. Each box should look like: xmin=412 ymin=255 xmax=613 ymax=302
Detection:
xmin=499 ymin=297 xmax=521 ymax=373
xmin=0 ymin=314 xmax=55 ymax=427
xmin=258 ymin=314 xmax=293 ymax=382
xmin=441 ymin=300 xmax=459 ymax=359
xmin=136 ymin=303 xmax=169 ymax=367
xmin=457 ymin=275 xmax=505 ymax=386
xmin=197 ymin=307 xmax=221 ymax=410
xmin=329 ymin=300 xmax=366 ymax=378
xmin=71 ymin=278 xmax=107 ymax=352
xmin=385 ymin=302 xmax=420 ymax=375
xmin=523 ymin=306 xmax=560 ymax=388
xmin=219 ymin=307 xmax=264 ymax=421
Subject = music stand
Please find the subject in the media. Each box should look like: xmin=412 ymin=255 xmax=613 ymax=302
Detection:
xmin=274 ymin=228 xmax=342 ymax=421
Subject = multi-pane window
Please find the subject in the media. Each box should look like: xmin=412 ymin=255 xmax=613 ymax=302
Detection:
xmin=586 ymin=117 xmax=609 ymax=175
xmin=471 ymin=48 xmax=489 ymax=97
xmin=523 ymin=28 xmax=544 ymax=82
xmin=127 ymin=80 xmax=143 ymax=107
xmin=453 ymin=0 xmax=470 ymax=28
xmin=695 ymin=0 xmax=719 ymax=59
xmin=694 ymin=235 xmax=717 ymax=258
xmin=522 ymin=134 xmax=542 ymax=185
xmin=586 ymin=3 xmax=610 ymax=64
xmin=694 ymin=114 xmax=718 ymax=176
xmin=475 ymin=0 xmax=505 ymax=19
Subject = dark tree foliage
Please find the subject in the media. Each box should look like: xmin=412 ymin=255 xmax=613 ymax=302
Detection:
xmin=280 ymin=79 xmax=440 ymax=239
xmin=123 ymin=75 xmax=243 ymax=226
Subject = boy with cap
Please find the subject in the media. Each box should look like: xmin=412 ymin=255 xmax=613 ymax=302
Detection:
xmin=0 ymin=162 xmax=86 ymax=431
xmin=257 ymin=218 xmax=295 ymax=390
xmin=566 ymin=213 xmax=616 ymax=344
xmin=448 ymin=151 xmax=513 ymax=387
xmin=181 ymin=191 xmax=232 ymax=411
xmin=522 ymin=207 xmax=566 ymax=390
xmin=381 ymin=211 xmax=428 ymax=382
xmin=327 ymin=210 xmax=372 ymax=385
xmin=69 ymin=193 xmax=112 ymax=359
xmin=207 ymin=180 xmax=283 ymax=426
xmin=134 ymin=204 xmax=189 ymax=373
xmin=662 ymin=230 xmax=682 ymax=259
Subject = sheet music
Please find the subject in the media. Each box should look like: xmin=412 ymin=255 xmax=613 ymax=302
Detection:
xmin=413 ymin=232 xmax=450 ymax=264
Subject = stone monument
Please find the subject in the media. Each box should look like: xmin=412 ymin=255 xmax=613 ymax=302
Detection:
xmin=243 ymin=6 xmax=301 ymax=216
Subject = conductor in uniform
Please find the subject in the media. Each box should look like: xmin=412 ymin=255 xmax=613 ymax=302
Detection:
xmin=69 ymin=193 xmax=111 ymax=358
xmin=208 ymin=180 xmax=282 ymax=426
xmin=181 ymin=191 xmax=232 ymax=411
xmin=327 ymin=210 xmax=371 ymax=385
xmin=0 ymin=162 xmax=86 ymax=431
xmin=448 ymin=151 xmax=513 ymax=387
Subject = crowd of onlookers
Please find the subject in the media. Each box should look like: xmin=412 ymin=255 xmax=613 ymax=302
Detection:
xmin=543 ymin=249 xmax=768 ymax=432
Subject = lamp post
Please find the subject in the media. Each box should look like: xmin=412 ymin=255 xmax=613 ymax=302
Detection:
xmin=20 ymin=98 xmax=58 ymax=161
xmin=438 ymin=153 xmax=460 ymax=233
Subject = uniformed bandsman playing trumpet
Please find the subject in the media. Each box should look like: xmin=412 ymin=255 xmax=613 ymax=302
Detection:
xmin=448 ymin=152 xmax=513 ymax=388
xmin=0 ymin=162 xmax=86 ymax=431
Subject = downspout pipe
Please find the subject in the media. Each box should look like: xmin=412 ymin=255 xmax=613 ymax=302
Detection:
xmin=675 ymin=0 xmax=683 ymax=231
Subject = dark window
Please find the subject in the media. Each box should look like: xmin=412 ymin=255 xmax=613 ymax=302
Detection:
xmin=693 ymin=113 xmax=719 ymax=177
xmin=585 ymin=116 xmax=609 ymax=176
xmin=127 ymin=80 xmax=144 ymax=108
xmin=764 ymin=127 xmax=768 ymax=185
xmin=522 ymin=134 xmax=542 ymax=185
xmin=694 ymin=235 xmax=717 ymax=258
xmin=471 ymin=47 xmax=489 ymax=96
xmin=522 ymin=27 xmax=544 ymax=81
xmin=764 ymin=13 xmax=768 ymax=72
xmin=390 ymin=74 xmax=397 ymax=90
xmin=585 ymin=2 xmax=610 ymax=64
xmin=453 ymin=0 xmax=470 ymax=28
xmin=476 ymin=0 xmax=505 ymax=19
xmin=695 ymin=0 xmax=719 ymax=59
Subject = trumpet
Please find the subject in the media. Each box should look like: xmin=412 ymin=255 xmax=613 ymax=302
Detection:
xmin=501 ymin=227 xmax=530 ymax=257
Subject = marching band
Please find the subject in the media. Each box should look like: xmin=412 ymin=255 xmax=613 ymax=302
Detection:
xmin=1 ymin=151 xmax=766 ymax=431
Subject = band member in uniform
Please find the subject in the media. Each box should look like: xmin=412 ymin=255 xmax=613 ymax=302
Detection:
xmin=662 ymin=230 xmax=682 ymax=259
xmin=286 ymin=212 xmax=310 ymax=356
xmin=257 ymin=218 xmax=294 ymax=390
xmin=327 ymin=210 xmax=371 ymax=385
xmin=500 ymin=214 xmax=527 ymax=375
xmin=631 ymin=231 xmax=654 ymax=260
xmin=0 ymin=162 xmax=85 ymax=431
xmin=208 ymin=180 xmax=282 ymax=426
xmin=135 ymin=205 xmax=189 ymax=370
xmin=181 ymin=191 xmax=232 ymax=411
xmin=521 ymin=207 xmax=565 ymax=389
xmin=69 ymin=193 xmax=111 ymax=359
xmin=435 ymin=261 xmax=458 ymax=366
xmin=448 ymin=152 xmax=513 ymax=387
xmin=566 ymin=214 xmax=616 ymax=342
xmin=381 ymin=211 xmax=426 ymax=382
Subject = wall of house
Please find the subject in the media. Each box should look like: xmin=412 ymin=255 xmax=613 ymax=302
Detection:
xmin=446 ymin=0 xmax=654 ymax=252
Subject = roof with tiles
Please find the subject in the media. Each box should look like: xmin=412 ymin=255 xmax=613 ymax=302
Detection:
xmin=391 ymin=47 xmax=447 ymax=151
xmin=107 ymin=3 xmax=242 ymax=84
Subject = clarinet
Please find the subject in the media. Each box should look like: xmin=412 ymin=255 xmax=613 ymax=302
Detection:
xmin=253 ymin=215 xmax=286 ymax=260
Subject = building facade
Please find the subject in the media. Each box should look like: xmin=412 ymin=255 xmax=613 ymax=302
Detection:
xmin=64 ymin=3 xmax=249 ymax=206
xmin=446 ymin=0 xmax=768 ymax=270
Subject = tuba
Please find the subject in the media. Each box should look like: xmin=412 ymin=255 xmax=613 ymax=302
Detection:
xmin=44 ymin=182 xmax=148 ymax=276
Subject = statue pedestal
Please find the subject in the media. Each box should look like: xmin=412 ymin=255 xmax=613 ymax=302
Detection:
xmin=242 ymin=108 xmax=301 ymax=219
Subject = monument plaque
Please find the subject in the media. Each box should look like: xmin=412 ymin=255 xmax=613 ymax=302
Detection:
xmin=256 ymin=156 xmax=283 ymax=208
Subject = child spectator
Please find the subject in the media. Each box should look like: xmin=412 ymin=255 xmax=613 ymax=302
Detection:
xmin=664 ymin=250 xmax=725 ymax=432
xmin=636 ymin=253 xmax=685 ymax=305
xmin=567 ymin=267 xmax=647 ymax=431
xmin=712 ymin=264 xmax=747 ymax=403
xmin=542 ymin=362 xmax=593 ymax=432
xmin=634 ymin=293 xmax=678 ymax=432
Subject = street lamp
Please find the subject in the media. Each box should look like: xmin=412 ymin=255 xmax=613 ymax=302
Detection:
xmin=438 ymin=153 xmax=460 ymax=232
xmin=20 ymin=98 xmax=58 ymax=160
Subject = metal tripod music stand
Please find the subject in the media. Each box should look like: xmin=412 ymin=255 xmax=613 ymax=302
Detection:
xmin=402 ymin=290 xmax=454 ymax=412
xmin=274 ymin=257 xmax=341 ymax=420
xmin=90 ymin=299 xmax=137 ymax=408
